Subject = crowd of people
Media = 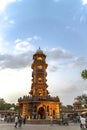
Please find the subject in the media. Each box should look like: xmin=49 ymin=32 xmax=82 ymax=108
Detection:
xmin=0 ymin=113 xmax=27 ymax=128
xmin=1 ymin=112 xmax=87 ymax=129
xmin=49 ymin=113 xmax=87 ymax=129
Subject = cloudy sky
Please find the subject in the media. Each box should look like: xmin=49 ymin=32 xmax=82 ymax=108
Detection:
xmin=0 ymin=0 xmax=87 ymax=105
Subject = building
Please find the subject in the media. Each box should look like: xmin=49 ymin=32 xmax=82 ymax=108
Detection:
xmin=18 ymin=48 xmax=61 ymax=119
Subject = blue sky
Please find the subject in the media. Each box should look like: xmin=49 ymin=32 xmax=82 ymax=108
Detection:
xmin=0 ymin=0 xmax=87 ymax=105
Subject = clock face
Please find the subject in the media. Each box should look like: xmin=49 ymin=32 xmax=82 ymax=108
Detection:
xmin=37 ymin=57 xmax=42 ymax=60
xmin=37 ymin=65 xmax=42 ymax=69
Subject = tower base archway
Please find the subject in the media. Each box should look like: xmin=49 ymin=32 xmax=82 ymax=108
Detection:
xmin=38 ymin=107 xmax=45 ymax=119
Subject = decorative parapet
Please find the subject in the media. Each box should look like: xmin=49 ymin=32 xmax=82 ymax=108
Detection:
xmin=18 ymin=95 xmax=60 ymax=103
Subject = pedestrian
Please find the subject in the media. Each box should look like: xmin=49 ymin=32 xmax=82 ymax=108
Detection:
xmin=18 ymin=115 xmax=22 ymax=127
xmin=23 ymin=115 xmax=27 ymax=124
xmin=14 ymin=115 xmax=18 ymax=128
xmin=80 ymin=114 xmax=86 ymax=129
xmin=50 ymin=115 xmax=53 ymax=126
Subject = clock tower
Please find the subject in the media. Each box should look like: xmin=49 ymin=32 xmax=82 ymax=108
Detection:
xmin=29 ymin=48 xmax=49 ymax=97
xmin=18 ymin=48 xmax=61 ymax=120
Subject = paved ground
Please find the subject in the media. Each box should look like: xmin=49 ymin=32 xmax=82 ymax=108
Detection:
xmin=0 ymin=121 xmax=82 ymax=130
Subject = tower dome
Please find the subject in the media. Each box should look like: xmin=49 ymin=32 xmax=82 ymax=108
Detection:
xmin=36 ymin=47 xmax=43 ymax=54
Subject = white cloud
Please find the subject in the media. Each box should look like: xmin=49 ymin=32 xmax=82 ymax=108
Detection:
xmin=18 ymin=0 xmax=22 ymax=2
xmin=14 ymin=36 xmax=41 ymax=54
xmin=3 ymin=16 xmax=8 ymax=21
xmin=9 ymin=20 xmax=15 ymax=24
xmin=69 ymin=57 xmax=87 ymax=68
xmin=0 ymin=43 xmax=4 ymax=53
xmin=0 ymin=68 xmax=31 ymax=103
xmin=15 ymin=40 xmax=28 ymax=49
xmin=0 ymin=0 xmax=16 ymax=12
xmin=15 ymin=39 xmax=21 ymax=43
xmin=0 ymin=36 xmax=3 ymax=41
xmin=0 ymin=36 xmax=42 ymax=69
xmin=27 ymin=37 xmax=32 ymax=42
xmin=3 ymin=15 xmax=15 ymax=24
xmin=58 ymin=80 xmax=87 ymax=105
xmin=14 ymin=40 xmax=34 ymax=53
xmin=47 ymin=48 xmax=73 ymax=61
xmin=82 ymin=0 xmax=87 ymax=5
xmin=0 ymin=36 xmax=87 ymax=105
xmin=33 ymin=35 xmax=41 ymax=40
xmin=0 ymin=38 xmax=9 ymax=53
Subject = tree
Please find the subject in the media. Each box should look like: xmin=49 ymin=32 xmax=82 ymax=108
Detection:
xmin=0 ymin=98 xmax=6 ymax=110
xmin=0 ymin=98 xmax=17 ymax=110
xmin=66 ymin=105 xmax=73 ymax=109
xmin=81 ymin=69 xmax=87 ymax=80
xmin=74 ymin=94 xmax=87 ymax=107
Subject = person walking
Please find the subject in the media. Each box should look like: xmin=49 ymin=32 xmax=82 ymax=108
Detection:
xmin=50 ymin=115 xmax=53 ymax=126
xmin=80 ymin=114 xmax=86 ymax=129
xmin=14 ymin=115 xmax=18 ymax=128
xmin=18 ymin=115 xmax=22 ymax=127
xmin=23 ymin=115 xmax=27 ymax=124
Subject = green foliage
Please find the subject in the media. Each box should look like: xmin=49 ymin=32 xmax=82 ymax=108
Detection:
xmin=0 ymin=98 xmax=16 ymax=110
xmin=61 ymin=104 xmax=73 ymax=109
xmin=75 ymin=94 xmax=87 ymax=108
xmin=66 ymin=105 xmax=73 ymax=109
xmin=0 ymin=98 xmax=6 ymax=110
xmin=81 ymin=69 xmax=87 ymax=80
